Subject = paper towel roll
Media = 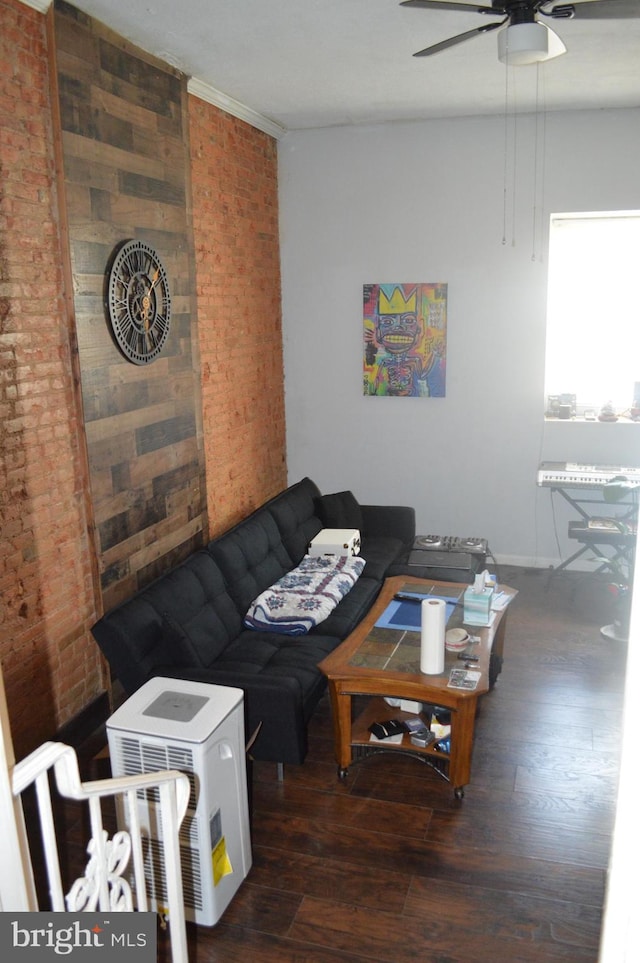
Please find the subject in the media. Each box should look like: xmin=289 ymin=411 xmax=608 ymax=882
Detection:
xmin=420 ymin=598 xmax=445 ymax=675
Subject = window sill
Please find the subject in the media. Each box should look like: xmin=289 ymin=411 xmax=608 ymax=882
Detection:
xmin=544 ymin=415 xmax=640 ymax=424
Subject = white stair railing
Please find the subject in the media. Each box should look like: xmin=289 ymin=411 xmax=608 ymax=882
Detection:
xmin=11 ymin=741 xmax=190 ymax=963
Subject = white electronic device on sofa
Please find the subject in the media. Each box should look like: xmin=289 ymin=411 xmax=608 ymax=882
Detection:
xmin=106 ymin=677 xmax=252 ymax=926
xmin=308 ymin=528 xmax=361 ymax=557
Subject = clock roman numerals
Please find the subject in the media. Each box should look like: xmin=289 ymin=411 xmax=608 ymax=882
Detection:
xmin=106 ymin=240 xmax=172 ymax=365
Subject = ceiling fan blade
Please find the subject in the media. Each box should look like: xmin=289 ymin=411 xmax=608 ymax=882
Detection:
xmin=413 ymin=19 xmax=505 ymax=56
xmin=545 ymin=0 xmax=640 ymax=18
xmin=401 ymin=1 xmax=500 ymax=14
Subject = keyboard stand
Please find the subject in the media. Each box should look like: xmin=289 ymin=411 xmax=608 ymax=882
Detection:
xmin=567 ymin=522 xmax=636 ymax=577
xmin=545 ymin=485 xmax=638 ymax=581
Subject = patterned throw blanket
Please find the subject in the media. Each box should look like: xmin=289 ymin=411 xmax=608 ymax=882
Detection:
xmin=244 ymin=554 xmax=366 ymax=636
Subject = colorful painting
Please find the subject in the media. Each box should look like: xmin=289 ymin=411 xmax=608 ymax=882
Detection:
xmin=363 ymin=283 xmax=447 ymax=397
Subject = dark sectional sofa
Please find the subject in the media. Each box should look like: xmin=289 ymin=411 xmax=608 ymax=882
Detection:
xmin=92 ymin=477 xmax=415 ymax=768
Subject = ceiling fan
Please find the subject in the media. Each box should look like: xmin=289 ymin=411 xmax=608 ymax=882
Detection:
xmin=401 ymin=0 xmax=640 ymax=65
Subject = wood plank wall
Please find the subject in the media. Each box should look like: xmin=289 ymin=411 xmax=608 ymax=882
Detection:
xmin=53 ymin=1 xmax=207 ymax=613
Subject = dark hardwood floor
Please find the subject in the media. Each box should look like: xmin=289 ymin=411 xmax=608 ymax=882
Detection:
xmin=39 ymin=566 xmax=629 ymax=962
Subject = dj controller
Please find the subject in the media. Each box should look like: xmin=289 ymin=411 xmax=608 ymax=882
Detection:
xmin=408 ymin=535 xmax=488 ymax=575
xmin=413 ymin=535 xmax=488 ymax=555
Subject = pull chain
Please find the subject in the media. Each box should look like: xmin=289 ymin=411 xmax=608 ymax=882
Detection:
xmin=502 ymin=62 xmax=517 ymax=248
xmin=502 ymin=61 xmax=510 ymax=246
xmin=531 ymin=64 xmax=547 ymax=263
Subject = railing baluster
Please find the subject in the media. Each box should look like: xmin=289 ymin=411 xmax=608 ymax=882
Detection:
xmin=11 ymin=742 xmax=189 ymax=963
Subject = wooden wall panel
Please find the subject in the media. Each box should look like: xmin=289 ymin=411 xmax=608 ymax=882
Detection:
xmin=54 ymin=0 xmax=207 ymax=613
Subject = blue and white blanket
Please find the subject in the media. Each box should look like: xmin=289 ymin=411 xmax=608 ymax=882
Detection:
xmin=244 ymin=554 xmax=366 ymax=636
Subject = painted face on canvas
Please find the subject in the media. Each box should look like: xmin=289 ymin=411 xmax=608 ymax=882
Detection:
xmin=375 ymin=310 xmax=420 ymax=355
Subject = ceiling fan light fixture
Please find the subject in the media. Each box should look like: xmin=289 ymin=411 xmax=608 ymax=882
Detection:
xmin=497 ymin=21 xmax=567 ymax=66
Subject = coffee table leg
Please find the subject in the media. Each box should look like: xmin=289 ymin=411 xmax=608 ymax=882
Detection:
xmin=449 ymin=697 xmax=477 ymax=796
xmin=327 ymin=681 xmax=353 ymax=777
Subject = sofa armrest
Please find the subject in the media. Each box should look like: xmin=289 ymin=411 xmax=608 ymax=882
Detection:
xmin=360 ymin=504 xmax=415 ymax=545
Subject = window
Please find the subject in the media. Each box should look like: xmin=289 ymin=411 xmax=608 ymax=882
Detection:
xmin=544 ymin=211 xmax=640 ymax=417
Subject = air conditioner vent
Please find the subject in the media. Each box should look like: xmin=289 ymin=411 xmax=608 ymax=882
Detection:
xmin=142 ymin=836 xmax=203 ymax=911
xmin=113 ymin=736 xmax=197 ymax=805
xmin=144 ymin=803 xmax=200 ymax=849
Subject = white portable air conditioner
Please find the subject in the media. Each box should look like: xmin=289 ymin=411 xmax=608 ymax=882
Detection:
xmin=106 ymin=677 xmax=252 ymax=926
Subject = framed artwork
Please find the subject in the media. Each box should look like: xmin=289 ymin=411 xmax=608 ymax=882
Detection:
xmin=363 ymin=283 xmax=447 ymax=397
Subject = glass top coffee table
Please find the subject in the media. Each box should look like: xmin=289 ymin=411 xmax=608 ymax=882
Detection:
xmin=318 ymin=574 xmax=517 ymax=798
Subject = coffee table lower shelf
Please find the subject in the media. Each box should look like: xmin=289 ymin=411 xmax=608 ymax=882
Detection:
xmin=346 ymin=697 xmax=460 ymax=797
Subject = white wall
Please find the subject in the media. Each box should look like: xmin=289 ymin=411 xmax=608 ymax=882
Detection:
xmin=279 ymin=107 xmax=640 ymax=567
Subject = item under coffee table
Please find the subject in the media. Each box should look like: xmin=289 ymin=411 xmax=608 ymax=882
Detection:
xmin=318 ymin=574 xmax=517 ymax=798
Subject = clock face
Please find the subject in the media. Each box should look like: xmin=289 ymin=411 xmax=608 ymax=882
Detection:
xmin=106 ymin=240 xmax=171 ymax=365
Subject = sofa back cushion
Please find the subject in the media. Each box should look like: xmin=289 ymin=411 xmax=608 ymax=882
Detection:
xmin=266 ymin=476 xmax=323 ymax=566
xmin=91 ymin=550 xmax=241 ymax=693
xmin=314 ymin=490 xmax=363 ymax=532
xmin=144 ymin=552 xmax=243 ymax=666
xmin=208 ymin=509 xmax=294 ymax=615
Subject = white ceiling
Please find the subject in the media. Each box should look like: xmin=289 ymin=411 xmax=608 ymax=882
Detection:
xmin=70 ymin=0 xmax=640 ymax=132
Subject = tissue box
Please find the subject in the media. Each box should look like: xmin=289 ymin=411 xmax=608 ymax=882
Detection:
xmin=308 ymin=528 xmax=361 ymax=557
xmin=463 ymin=585 xmax=494 ymax=626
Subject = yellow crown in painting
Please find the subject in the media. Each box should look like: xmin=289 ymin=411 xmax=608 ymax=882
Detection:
xmin=378 ymin=286 xmax=417 ymax=315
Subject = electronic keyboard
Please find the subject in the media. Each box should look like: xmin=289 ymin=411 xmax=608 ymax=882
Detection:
xmin=537 ymin=462 xmax=640 ymax=489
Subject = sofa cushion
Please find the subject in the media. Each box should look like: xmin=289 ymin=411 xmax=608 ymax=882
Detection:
xmin=196 ymin=629 xmax=343 ymax=762
xmin=161 ymin=613 xmax=202 ymax=664
xmin=244 ymin=554 xmax=366 ymax=635
xmin=91 ymin=550 xmax=238 ymax=694
xmin=144 ymin=551 xmax=243 ymax=666
xmin=310 ymin=574 xmax=381 ymax=639
xmin=315 ymin=490 xmax=363 ymax=531
xmin=360 ymin=503 xmax=416 ymax=544
xmin=265 ymin=476 xmax=323 ymax=565
xmin=208 ymin=509 xmax=294 ymax=613
xmin=359 ymin=535 xmax=406 ymax=581
xmin=209 ymin=629 xmax=340 ymax=682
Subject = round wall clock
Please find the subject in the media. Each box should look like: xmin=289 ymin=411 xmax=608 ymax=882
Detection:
xmin=106 ymin=239 xmax=172 ymax=365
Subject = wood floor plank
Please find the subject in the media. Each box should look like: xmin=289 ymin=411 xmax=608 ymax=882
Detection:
xmin=216 ymin=881 xmax=302 ymax=936
xmin=514 ymin=764 xmax=619 ymax=803
xmin=424 ymin=807 xmax=612 ymax=868
xmin=288 ymin=895 xmax=597 ymax=962
xmin=250 ymin=810 xmax=605 ymax=906
xmin=252 ymin=779 xmax=434 ymax=838
xmin=243 ymin=850 xmax=411 ymax=914
xmin=405 ymin=876 xmax=601 ymax=950
xmin=164 ymin=922 xmax=366 ymax=963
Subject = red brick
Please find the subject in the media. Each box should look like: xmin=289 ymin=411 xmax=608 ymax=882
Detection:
xmin=0 ymin=0 xmax=102 ymax=757
xmin=189 ymin=96 xmax=286 ymax=534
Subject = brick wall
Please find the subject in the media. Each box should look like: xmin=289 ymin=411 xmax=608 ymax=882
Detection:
xmin=0 ymin=0 xmax=287 ymax=755
xmin=0 ymin=0 xmax=104 ymax=756
xmin=189 ymin=99 xmax=287 ymax=534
